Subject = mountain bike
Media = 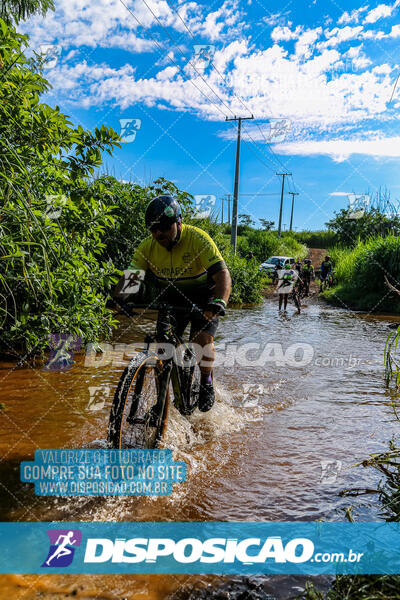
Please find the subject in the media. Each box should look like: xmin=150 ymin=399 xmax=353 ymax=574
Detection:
xmin=108 ymin=303 xmax=203 ymax=449
xmin=291 ymin=287 xmax=301 ymax=312
xmin=320 ymin=270 xmax=338 ymax=291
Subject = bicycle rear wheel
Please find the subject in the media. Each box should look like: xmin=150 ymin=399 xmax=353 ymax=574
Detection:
xmin=108 ymin=351 xmax=169 ymax=449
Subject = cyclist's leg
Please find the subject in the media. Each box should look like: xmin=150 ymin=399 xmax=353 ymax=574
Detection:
xmin=190 ymin=318 xmax=218 ymax=373
xmin=283 ymin=293 xmax=288 ymax=310
xmin=189 ymin=315 xmax=219 ymax=411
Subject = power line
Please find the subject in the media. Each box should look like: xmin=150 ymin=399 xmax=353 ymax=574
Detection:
xmin=117 ymin=0 xmax=233 ymax=122
xmin=241 ymin=136 xmax=280 ymax=175
xmin=137 ymin=0 xmax=237 ymax=119
xmin=119 ymin=0 xmax=297 ymax=210
xmin=165 ymin=0 xmax=264 ymax=119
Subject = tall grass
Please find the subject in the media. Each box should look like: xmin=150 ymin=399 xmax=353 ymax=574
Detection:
xmin=323 ymin=235 xmax=400 ymax=313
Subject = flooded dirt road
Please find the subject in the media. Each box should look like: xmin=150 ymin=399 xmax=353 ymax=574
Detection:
xmin=0 ymin=297 xmax=399 ymax=599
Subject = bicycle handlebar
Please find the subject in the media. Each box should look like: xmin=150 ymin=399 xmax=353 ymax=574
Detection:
xmin=112 ymin=300 xmax=205 ymax=316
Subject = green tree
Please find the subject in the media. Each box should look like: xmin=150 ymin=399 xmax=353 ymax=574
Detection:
xmin=0 ymin=18 xmax=121 ymax=352
xmin=238 ymin=213 xmax=255 ymax=227
xmin=0 ymin=0 xmax=54 ymax=23
xmin=259 ymin=218 xmax=274 ymax=231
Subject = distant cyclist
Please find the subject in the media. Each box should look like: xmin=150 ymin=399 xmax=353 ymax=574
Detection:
xmin=319 ymin=255 xmax=332 ymax=292
xmin=302 ymin=259 xmax=314 ymax=296
xmin=118 ymin=195 xmax=231 ymax=412
xmin=276 ymin=263 xmax=299 ymax=311
xmin=294 ymin=258 xmax=302 ymax=275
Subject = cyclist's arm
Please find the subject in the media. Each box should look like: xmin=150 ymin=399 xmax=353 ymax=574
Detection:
xmin=210 ymin=266 xmax=231 ymax=306
xmin=113 ymin=241 xmax=149 ymax=298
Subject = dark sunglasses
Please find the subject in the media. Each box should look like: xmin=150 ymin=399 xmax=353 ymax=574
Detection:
xmin=149 ymin=221 xmax=172 ymax=233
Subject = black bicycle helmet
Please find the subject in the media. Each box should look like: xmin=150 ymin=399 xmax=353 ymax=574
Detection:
xmin=145 ymin=195 xmax=182 ymax=231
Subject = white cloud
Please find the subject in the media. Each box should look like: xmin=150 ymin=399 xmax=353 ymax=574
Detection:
xmin=388 ymin=24 xmax=400 ymax=37
xmin=352 ymin=55 xmax=372 ymax=69
xmin=338 ymin=6 xmax=368 ymax=25
xmin=21 ymin=0 xmax=243 ymax=52
xmin=295 ymin=27 xmax=322 ymax=59
xmin=277 ymin=137 xmax=400 ymax=161
xmin=42 ymin=32 xmax=396 ymax=133
xmin=318 ymin=26 xmax=364 ymax=49
xmin=263 ymin=12 xmax=288 ymax=27
xmin=373 ymin=63 xmax=394 ymax=74
xmin=21 ymin=0 xmax=153 ymax=51
xmin=363 ymin=3 xmax=393 ymax=24
xmin=271 ymin=25 xmax=302 ymax=42
xmin=21 ymin=0 xmax=400 ymax=149
xmin=329 ymin=192 xmax=352 ymax=196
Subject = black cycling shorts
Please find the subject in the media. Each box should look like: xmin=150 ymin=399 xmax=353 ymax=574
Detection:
xmin=171 ymin=309 xmax=219 ymax=339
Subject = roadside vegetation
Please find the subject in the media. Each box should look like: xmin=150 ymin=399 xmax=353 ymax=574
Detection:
xmin=321 ymin=235 xmax=400 ymax=313
xmin=291 ymin=230 xmax=337 ymax=249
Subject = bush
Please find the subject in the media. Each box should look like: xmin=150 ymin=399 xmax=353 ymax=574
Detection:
xmin=236 ymin=229 xmax=307 ymax=262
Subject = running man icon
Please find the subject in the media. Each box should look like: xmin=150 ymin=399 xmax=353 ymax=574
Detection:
xmin=42 ymin=529 xmax=82 ymax=568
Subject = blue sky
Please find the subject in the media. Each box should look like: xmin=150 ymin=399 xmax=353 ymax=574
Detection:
xmin=21 ymin=0 xmax=400 ymax=230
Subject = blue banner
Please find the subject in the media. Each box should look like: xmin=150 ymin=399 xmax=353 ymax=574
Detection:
xmin=0 ymin=522 xmax=399 ymax=574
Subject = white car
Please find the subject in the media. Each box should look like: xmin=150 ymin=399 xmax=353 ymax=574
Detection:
xmin=259 ymin=256 xmax=295 ymax=276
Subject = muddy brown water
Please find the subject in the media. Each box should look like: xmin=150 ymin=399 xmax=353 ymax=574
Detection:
xmin=0 ymin=297 xmax=399 ymax=599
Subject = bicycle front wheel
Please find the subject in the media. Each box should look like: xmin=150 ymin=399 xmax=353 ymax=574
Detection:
xmin=108 ymin=351 xmax=169 ymax=449
xmin=292 ymin=290 xmax=301 ymax=311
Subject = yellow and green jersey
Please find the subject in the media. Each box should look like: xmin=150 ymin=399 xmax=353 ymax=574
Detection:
xmin=130 ymin=224 xmax=226 ymax=306
xmin=302 ymin=264 xmax=314 ymax=278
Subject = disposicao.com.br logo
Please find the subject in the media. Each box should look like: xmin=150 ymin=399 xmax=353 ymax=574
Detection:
xmin=42 ymin=529 xmax=82 ymax=567
xmin=0 ymin=522 xmax=391 ymax=575
xmin=83 ymin=536 xmax=362 ymax=566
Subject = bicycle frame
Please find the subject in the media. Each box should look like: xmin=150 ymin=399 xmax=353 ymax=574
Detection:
xmin=141 ymin=305 xmax=199 ymax=414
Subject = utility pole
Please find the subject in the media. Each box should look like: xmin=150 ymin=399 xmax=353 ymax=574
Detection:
xmin=276 ymin=172 xmax=292 ymax=238
xmin=289 ymin=192 xmax=299 ymax=232
xmin=226 ymin=115 xmax=254 ymax=253
xmin=221 ymin=196 xmax=224 ymax=224
xmin=227 ymin=194 xmax=231 ymax=224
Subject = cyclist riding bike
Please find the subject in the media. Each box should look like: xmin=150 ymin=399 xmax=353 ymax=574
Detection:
xmin=294 ymin=258 xmax=302 ymax=275
xmin=301 ymin=259 xmax=314 ymax=297
xmin=276 ymin=263 xmax=299 ymax=311
xmin=118 ymin=194 xmax=231 ymax=413
xmin=319 ymin=255 xmax=332 ymax=292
